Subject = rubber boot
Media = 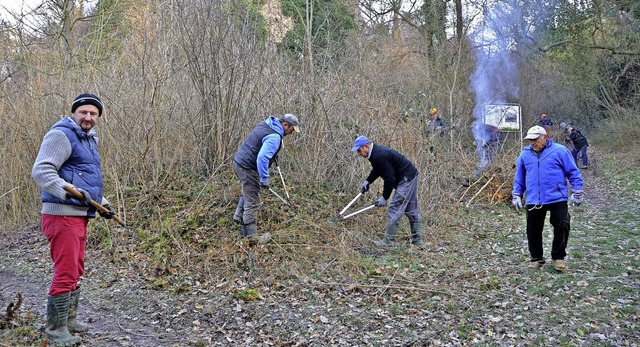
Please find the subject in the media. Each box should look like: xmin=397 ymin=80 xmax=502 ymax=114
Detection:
xmin=373 ymin=221 xmax=399 ymax=247
xmin=45 ymin=293 xmax=81 ymax=346
xmin=409 ymin=220 xmax=424 ymax=246
xmin=67 ymin=288 xmax=89 ymax=334
xmin=233 ymin=196 xmax=244 ymax=224
xmin=243 ymin=223 xmax=271 ymax=246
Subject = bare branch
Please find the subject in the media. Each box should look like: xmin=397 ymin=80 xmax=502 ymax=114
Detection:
xmin=540 ymin=40 xmax=640 ymax=56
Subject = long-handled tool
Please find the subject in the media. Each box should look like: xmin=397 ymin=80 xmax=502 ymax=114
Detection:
xmin=268 ymin=187 xmax=290 ymax=206
xmin=337 ymin=192 xmax=376 ymax=220
xmin=63 ymin=186 xmax=126 ymax=227
xmin=339 ymin=192 xmax=362 ymax=215
xmin=341 ymin=204 xmax=375 ymax=220
xmin=274 ymin=156 xmax=289 ymax=199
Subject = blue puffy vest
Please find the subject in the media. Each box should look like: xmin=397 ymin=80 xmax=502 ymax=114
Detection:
xmin=233 ymin=121 xmax=282 ymax=171
xmin=41 ymin=118 xmax=104 ymax=216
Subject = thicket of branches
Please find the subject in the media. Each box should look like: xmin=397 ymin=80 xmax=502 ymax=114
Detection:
xmin=0 ymin=0 xmax=639 ymax=233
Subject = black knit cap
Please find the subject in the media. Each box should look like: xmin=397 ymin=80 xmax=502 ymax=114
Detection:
xmin=71 ymin=93 xmax=104 ymax=117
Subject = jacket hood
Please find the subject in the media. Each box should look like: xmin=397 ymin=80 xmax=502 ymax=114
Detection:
xmin=265 ymin=116 xmax=284 ymax=137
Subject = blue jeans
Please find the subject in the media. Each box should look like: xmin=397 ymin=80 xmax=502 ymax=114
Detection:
xmin=571 ymin=146 xmax=589 ymax=167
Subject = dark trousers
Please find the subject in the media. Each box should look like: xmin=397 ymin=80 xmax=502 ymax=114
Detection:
xmin=526 ymin=201 xmax=570 ymax=262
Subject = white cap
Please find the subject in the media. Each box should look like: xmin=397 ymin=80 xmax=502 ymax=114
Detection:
xmin=524 ymin=125 xmax=547 ymax=140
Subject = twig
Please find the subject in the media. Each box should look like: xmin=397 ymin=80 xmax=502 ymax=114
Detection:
xmin=311 ymin=279 xmax=452 ymax=296
xmin=0 ymin=187 xmax=18 ymax=200
xmin=489 ymin=179 xmax=509 ymax=205
xmin=116 ymin=316 xmax=168 ymax=338
xmin=459 ymin=174 xmax=486 ymax=202
xmin=466 ymin=174 xmax=495 ymax=208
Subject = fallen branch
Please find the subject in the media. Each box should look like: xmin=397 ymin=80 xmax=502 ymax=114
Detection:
xmin=3 ymin=293 xmax=22 ymax=329
xmin=459 ymin=174 xmax=487 ymax=202
xmin=466 ymin=174 xmax=495 ymax=208
xmin=310 ymin=279 xmax=452 ymax=296
xmin=490 ymin=179 xmax=509 ymax=205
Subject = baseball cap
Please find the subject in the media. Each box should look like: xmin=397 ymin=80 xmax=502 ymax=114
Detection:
xmin=524 ymin=125 xmax=547 ymax=140
xmin=281 ymin=114 xmax=300 ymax=132
xmin=351 ymin=135 xmax=370 ymax=152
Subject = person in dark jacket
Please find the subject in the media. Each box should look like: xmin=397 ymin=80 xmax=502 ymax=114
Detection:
xmin=426 ymin=107 xmax=446 ymax=135
xmin=566 ymin=124 xmax=590 ymax=169
xmin=537 ymin=113 xmax=554 ymax=131
xmin=233 ymin=114 xmax=300 ymax=245
xmin=32 ymin=93 xmax=115 ymax=346
xmin=351 ymin=136 xmax=423 ymax=247
xmin=512 ymin=126 xmax=584 ymax=272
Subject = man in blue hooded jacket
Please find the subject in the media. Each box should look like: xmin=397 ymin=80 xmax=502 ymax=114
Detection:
xmin=512 ymin=125 xmax=584 ymax=271
xmin=233 ymin=114 xmax=300 ymax=245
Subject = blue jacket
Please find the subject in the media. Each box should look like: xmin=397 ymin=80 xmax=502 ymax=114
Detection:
xmin=512 ymin=139 xmax=583 ymax=205
xmin=233 ymin=116 xmax=284 ymax=183
xmin=41 ymin=117 xmax=104 ymax=216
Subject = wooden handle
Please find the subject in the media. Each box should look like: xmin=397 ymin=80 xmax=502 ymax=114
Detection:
xmin=63 ymin=186 xmax=126 ymax=227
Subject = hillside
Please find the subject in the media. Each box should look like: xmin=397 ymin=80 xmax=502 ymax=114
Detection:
xmin=1 ymin=145 xmax=638 ymax=346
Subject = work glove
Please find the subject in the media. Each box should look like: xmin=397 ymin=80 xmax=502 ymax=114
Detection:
xmin=512 ymin=194 xmax=522 ymax=212
xmin=571 ymin=190 xmax=584 ymax=206
xmin=259 ymin=181 xmax=269 ymax=190
xmin=374 ymin=196 xmax=387 ymax=207
xmin=360 ymin=181 xmax=370 ymax=194
xmin=98 ymin=204 xmax=116 ymax=219
xmin=67 ymin=187 xmax=92 ymax=205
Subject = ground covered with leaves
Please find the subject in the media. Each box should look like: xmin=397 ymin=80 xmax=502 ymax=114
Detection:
xmin=1 ymin=147 xmax=639 ymax=346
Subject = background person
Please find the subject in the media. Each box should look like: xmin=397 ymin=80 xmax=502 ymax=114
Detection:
xmin=512 ymin=125 xmax=584 ymax=272
xmin=565 ymin=124 xmax=590 ymax=169
xmin=352 ymin=136 xmax=423 ymax=247
xmin=233 ymin=114 xmax=300 ymax=245
xmin=32 ymin=93 xmax=115 ymax=346
xmin=426 ymin=107 xmax=446 ymax=135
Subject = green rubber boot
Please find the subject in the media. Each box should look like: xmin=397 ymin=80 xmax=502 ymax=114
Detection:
xmin=67 ymin=288 xmax=89 ymax=334
xmin=243 ymin=223 xmax=271 ymax=246
xmin=409 ymin=220 xmax=423 ymax=246
xmin=45 ymin=293 xmax=81 ymax=346
xmin=373 ymin=221 xmax=399 ymax=247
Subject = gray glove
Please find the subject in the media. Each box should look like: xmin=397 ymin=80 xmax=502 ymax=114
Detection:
xmin=571 ymin=190 xmax=583 ymax=206
xmin=67 ymin=187 xmax=92 ymax=205
xmin=259 ymin=181 xmax=269 ymax=190
xmin=98 ymin=204 xmax=115 ymax=219
xmin=374 ymin=196 xmax=387 ymax=207
xmin=360 ymin=181 xmax=370 ymax=194
xmin=512 ymin=194 xmax=522 ymax=212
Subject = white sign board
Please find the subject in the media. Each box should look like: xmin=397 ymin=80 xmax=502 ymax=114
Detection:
xmin=484 ymin=104 xmax=520 ymax=131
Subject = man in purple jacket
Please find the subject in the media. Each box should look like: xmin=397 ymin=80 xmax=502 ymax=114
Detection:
xmin=512 ymin=126 xmax=584 ymax=271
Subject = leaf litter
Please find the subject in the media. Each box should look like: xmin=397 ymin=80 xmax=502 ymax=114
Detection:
xmin=1 ymin=149 xmax=639 ymax=346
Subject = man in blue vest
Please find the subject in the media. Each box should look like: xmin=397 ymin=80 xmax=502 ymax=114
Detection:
xmin=233 ymin=114 xmax=300 ymax=245
xmin=32 ymin=93 xmax=115 ymax=345
xmin=512 ymin=125 xmax=584 ymax=272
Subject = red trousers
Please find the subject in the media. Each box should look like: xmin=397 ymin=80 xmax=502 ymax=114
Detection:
xmin=42 ymin=214 xmax=87 ymax=296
